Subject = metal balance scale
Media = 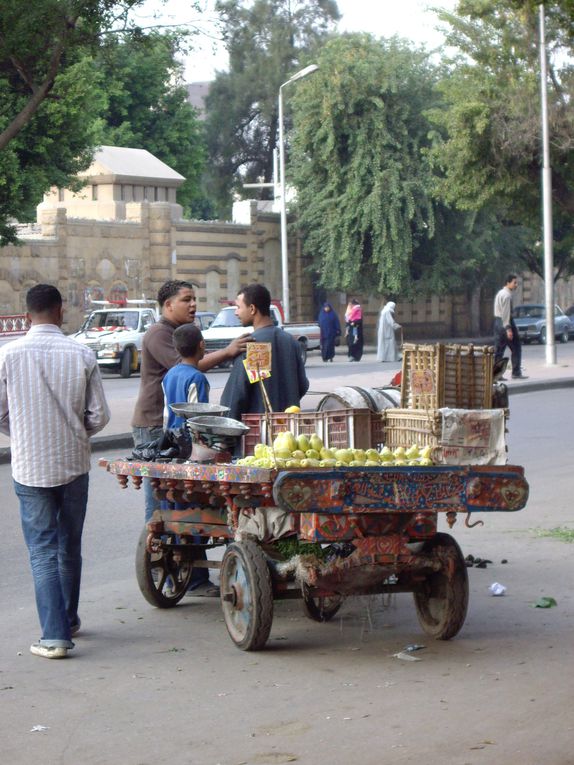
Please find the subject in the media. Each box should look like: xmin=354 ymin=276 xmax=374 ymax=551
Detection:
xmin=169 ymin=403 xmax=250 ymax=463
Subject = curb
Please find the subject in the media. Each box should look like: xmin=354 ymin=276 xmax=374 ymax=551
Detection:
xmin=2 ymin=378 xmax=573 ymax=467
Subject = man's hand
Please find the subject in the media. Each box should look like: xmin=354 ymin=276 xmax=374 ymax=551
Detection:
xmin=226 ymin=333 xmax=251 ymax=358
xmin=506 ymin=327 xmax=513 ymax=340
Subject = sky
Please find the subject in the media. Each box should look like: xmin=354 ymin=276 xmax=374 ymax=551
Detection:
xmin=135 ymin=0 xmax=458 ymax=81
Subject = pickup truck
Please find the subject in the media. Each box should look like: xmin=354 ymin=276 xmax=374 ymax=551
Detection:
xmin=202 ymin=304 xmax=321 ymax=366
xmin=72 ymin=302 xmax=158 ymax=377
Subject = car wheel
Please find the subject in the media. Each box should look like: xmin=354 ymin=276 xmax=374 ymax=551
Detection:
xmin=560 ymin=329 xmax=569 ymax=343
xmin=539 ymin=326 xmax=546 ymax=344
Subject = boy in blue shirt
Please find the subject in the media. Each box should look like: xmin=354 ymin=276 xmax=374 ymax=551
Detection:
xmin=162 ymin=323 xmax=210 ymax=430
xmin=161 ymin=323 xmax=218 ymax=597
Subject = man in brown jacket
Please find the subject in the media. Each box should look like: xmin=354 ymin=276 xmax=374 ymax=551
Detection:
xmin=132 ymin=280 xmax=247 ymax=521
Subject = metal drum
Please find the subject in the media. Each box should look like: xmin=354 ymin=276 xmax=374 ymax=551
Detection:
xmin=316 ymin=385 xmax=400 ymax=412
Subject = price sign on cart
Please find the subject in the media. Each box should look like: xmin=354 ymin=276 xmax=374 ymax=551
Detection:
xmin=244 ymin=342 xmax=272 ymax=383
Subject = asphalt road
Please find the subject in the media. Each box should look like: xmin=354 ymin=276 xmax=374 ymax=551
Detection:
xmin=1 ymin=388 xmax=573 ymax=764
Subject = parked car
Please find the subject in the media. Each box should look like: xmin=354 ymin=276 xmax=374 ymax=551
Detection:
xmin=565 ymin=305 xmax=574 ymax=334
xmin=195 ymin=311 xmax=216 ymax=331
xmin=202 ymin=304 xmax=321 ymax=366
xmin=513 ymin=304 xmax=571 ymax=344
xmin=72 ymin=302 xmax=158 ymax=377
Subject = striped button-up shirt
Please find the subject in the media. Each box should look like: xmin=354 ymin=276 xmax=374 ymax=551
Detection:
xmin=0 ymin=324 xmax=110 ymax=487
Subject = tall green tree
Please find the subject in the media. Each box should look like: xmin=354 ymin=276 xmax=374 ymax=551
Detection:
xmin=204 ymin=0 xmax=340 ymax=215
xmin=429 ymin=0 xmax=574 ymax=280
xmin=290 ymin=33 xmax=446 ymax=296
xmin=0 ymin=0 xmax=145 ymax=244
xmin=97 ymin=31 xmax=206 ymax=215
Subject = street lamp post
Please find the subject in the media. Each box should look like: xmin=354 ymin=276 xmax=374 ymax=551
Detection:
xmin=278 ymin=64 xmax=318 ymax=323
xmin=538 ymin=4 xmax=556 ymax=365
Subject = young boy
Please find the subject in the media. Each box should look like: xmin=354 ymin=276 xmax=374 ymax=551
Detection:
xmin=161 ymin=323 xmax=218 ymax=597
xmin=162 ymin=323 xmax=210 ymax=430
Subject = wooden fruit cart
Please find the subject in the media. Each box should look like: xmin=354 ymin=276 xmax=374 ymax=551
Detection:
xmin=100 ymin=458 xmax=528 ymax=651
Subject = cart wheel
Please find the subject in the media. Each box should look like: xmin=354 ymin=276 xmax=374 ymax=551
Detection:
xmin=301 ymin=585 xmax=344 ymax=622
xmin=135 ymin=527 xmax=193 ymax=608
xmin=413 ymin=533 xmax=469 ymax=640
xmin=220 ymin=540 xmax=274 ymax=651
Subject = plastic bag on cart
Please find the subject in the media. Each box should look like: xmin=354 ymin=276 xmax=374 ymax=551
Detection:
xmin=132 ymin=427 xmax=192 ymax=461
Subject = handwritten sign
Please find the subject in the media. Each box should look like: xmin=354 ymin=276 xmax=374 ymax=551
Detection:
xmin=246 ymin=342 xmax=272 ymax=373
xmin=411 ymin=369 xmax=435 ymax=394
xmin=243 ymin=359 xmax=271 ymax=384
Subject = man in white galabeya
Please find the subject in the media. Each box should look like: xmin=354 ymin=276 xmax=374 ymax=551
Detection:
xmin=0 ymin=284 xmax=110 ymax=659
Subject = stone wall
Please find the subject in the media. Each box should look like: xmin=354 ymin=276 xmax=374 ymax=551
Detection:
xmin=1 ymin=201 xmax=313 ymax=332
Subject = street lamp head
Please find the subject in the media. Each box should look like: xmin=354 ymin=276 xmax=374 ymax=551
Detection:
xmin=283 ymin=64 xmax=319 ymax=88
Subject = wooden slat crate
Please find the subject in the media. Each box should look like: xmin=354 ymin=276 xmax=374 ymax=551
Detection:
xmin=401 ymin=343 xmax=494 ymax=409
xmin=382 ymin=408 xmax=442 ymax=452
xmin=242 ymin=409 xmax=375 ymax=455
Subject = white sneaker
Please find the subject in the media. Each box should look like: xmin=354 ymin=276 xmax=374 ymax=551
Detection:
xmin=30 ymin=642 xmax=69 ymax=659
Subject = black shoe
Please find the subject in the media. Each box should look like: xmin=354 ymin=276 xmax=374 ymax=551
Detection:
xmin=512 ymin=373 xmax=528 ymax=380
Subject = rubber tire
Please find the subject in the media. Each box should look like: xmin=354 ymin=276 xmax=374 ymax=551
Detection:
xmin=560 ymin=329 xmax=569 ymax=344
xmin=302 ymin=585 xmax=343 ymax=622
xmin=298 ymin=340 xmax=307 ymax=365
xmin=220 ymin=540 xmax=274 ymax=651
xmin=120 ymin=348 xmax=133 ymax=378
xmin=413 ymin=533 xmax=469 ymax=640
xmin=539 ymin=326 xmax=547 ymax=344
xmin=135 ymin=527 xmax=194 ymax=608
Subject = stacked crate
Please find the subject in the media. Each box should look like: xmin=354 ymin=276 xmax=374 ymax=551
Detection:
xmin=383 ymin=343 xmax=503 ymax=463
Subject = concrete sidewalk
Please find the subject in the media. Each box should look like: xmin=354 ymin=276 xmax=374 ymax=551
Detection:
xmin=1 ymin=340 xmax=573 ymax=464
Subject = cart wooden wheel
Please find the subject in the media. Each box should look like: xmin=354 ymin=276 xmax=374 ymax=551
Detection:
xmin=135 ymin=527 xmax=193 ymax=608
xmin=301 ymin=585 xmax=344 ymax=622
xmin=413 ymin=532 xmax=469 ymax=640
xmin=220 ymin=540 xmax=274 ymax=651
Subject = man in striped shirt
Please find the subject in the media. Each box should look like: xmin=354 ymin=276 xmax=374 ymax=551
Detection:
xmin=0 ymin=284 xmax=110 ymax=659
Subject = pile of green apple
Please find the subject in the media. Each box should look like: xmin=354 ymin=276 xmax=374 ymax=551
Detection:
xmin=237 ymin=430 xmax=434 ymax=468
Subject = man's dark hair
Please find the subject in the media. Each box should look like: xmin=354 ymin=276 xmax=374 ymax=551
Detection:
xmin=173 ymin=323 xmax=203 ymax=358
xmin=157 ymin=280 xmax=194 ymax=308
xmin=505 ymin=273 xmax=517 ymax=285
xmin=239 ymin=283 xmax=271 ymax=316
xmin=26 ymin=284 xmax=62 ymax=314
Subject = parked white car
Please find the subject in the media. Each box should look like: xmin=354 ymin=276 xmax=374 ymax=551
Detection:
xmin=72 ymin=302 xmax=158 ymax=377
xmin=202 ymin=304 xmax=321 ymax=366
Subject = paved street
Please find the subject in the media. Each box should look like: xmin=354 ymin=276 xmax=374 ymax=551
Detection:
xmin=1 ymin=383 xmax=573 ymax=764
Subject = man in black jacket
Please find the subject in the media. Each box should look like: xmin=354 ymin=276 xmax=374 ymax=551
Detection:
xmin=221 ymin=284 xmax=309 ymax=419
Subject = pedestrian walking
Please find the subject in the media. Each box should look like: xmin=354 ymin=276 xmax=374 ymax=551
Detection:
xmin=376 ymin=301 xmax=401 ymax=362
xmin=494 ymin=273 xmax=527 ymax=379
xmin=0 ymin=284 xmax=110 ymax=659
xmin=345 ymin=298 xmax=363 ymax=362
xmin=317 ymin=302 xmax=341 ymax=362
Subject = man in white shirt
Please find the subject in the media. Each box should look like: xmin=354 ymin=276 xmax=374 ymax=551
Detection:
xmin=0 ymin=284 xmax=110 ymax=659
xmin=493 ymin=273 xmax=527 ymax=380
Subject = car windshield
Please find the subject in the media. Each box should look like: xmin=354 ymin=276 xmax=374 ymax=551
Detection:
xmin=84 ymin=311 xmax=139 ymax=330
xmin=515 ymin=306 xmax=543 ymax=319
xmin=211 ymin=309 xmax=241 ymax=328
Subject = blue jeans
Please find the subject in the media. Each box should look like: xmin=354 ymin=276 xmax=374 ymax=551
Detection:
xmin=14 ymin=474 xmax=89 ymax=648
xmin=132 ymin=425 xmax=163 ymax=522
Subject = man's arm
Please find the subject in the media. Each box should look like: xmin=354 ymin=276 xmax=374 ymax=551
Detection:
xmin=84 ymin=365 xmax=111 ymax=436
xmin=198 ymin=334 xmax=250 ymax=373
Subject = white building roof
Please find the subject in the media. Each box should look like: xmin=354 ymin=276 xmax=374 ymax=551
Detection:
xmin=83 ymin=146 xmax=185 ymax=184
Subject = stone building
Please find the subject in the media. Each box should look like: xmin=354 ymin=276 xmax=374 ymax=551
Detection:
xmin=1 ymin=146 xmax=314 ymax=331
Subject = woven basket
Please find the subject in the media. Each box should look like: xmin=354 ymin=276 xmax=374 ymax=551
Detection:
xmin=401 ymin=343 xmax=494 ymax=409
